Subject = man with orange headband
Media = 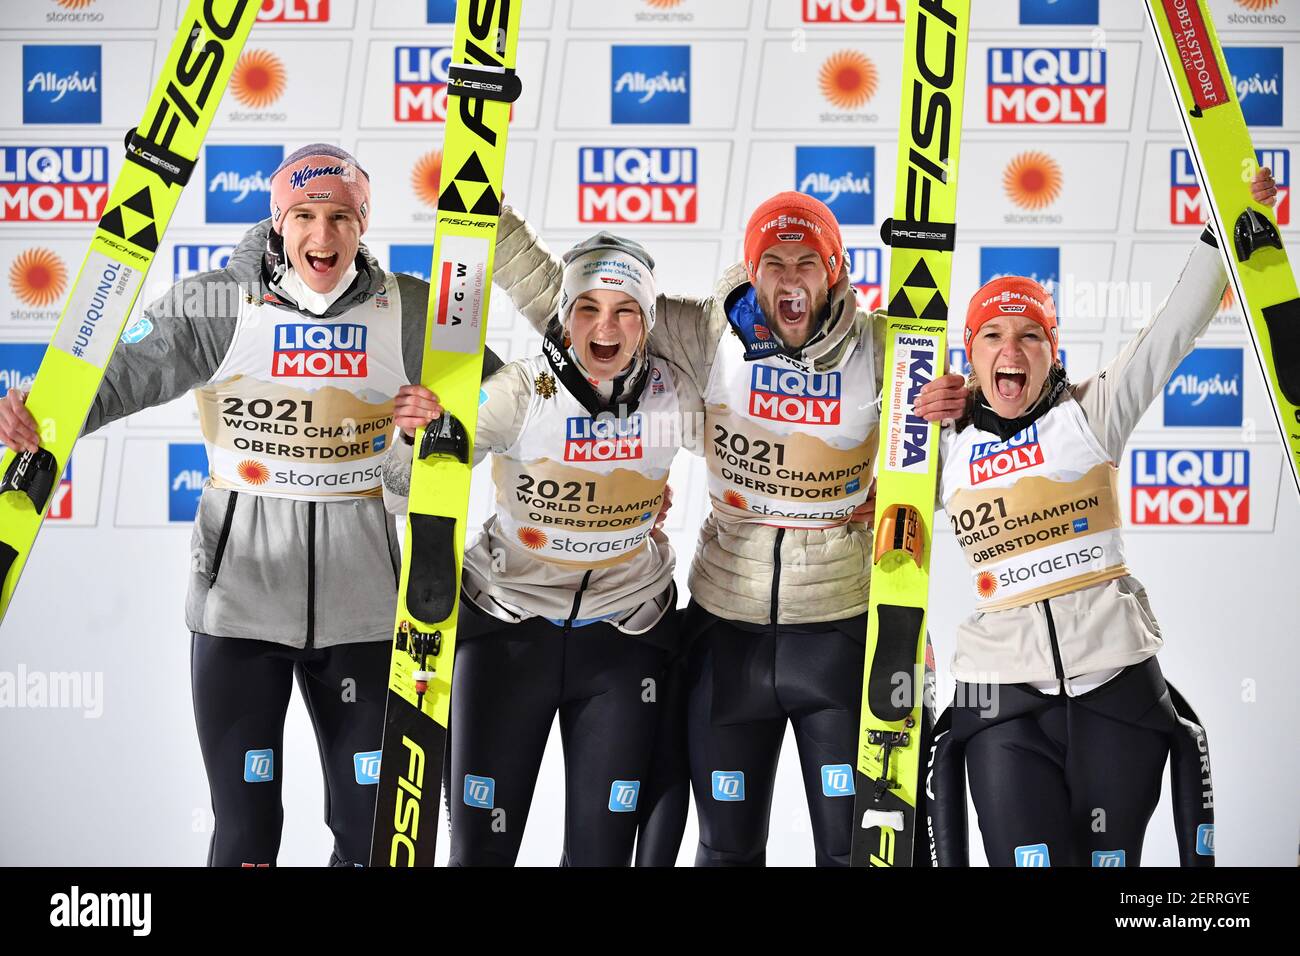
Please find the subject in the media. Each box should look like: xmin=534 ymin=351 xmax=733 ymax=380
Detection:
xmin=0 ymin=143 xmax=502 ymax=867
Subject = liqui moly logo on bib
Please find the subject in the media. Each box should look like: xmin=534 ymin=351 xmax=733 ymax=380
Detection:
xmin=987 ymin=48 xmax=1106 ymax=124
xmin=848 ymin=247 xmax=882 ymax=310
xmin=578 ymin=147 xmax=697 ymax=223
xmin=394 ymin=46 xmax=452 ymax=123
xmin=802 ymin=0 xmax=903 ymax=23
xmin=749 ymin=367 xmax=842 ymax=425
xmin=1170 ymin=147 xmax=1289 ymax=225
xmin=0 ymin=146 xmax=108 ymax=222
xmin=1131 ymin=449 xmax=1249 ymax=526
xmin=564 ymin=414 xmax=644 ymax=462
xmin=258 ymin=0 xmax=331 ymax=22
xmin=969 ymin=425 xmax=1042 ymax=484
xmin=273 ymin=323 xmax=368 ymax=377
xmin=1224 ymin=46 xmax=1284 ymax=127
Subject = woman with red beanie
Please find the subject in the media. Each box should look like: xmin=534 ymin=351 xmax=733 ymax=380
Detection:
xmin=919 ymin=167 xmax=1279 ymax=868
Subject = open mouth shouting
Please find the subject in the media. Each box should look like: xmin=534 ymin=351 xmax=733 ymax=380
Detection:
xmin=775 ymin=290 xmax=810 ymax=332
xmin=303 ymin=248 xmax=340 ymax=276
xmin=589 ymin=336 xmax=623 ymax=363
xmin=994 ymin=364 xmax=1028 ymax=402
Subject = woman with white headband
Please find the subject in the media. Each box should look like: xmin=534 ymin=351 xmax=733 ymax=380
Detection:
xmin=382 ymin=232 xmax=702 ymax=866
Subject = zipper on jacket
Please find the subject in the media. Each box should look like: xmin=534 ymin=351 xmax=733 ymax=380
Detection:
xmin=207 ymin=492 xmax=239 ymax=587
xmin=1042 ymin=597 xmax=1066 ymax=686
xmin=769 ymin=528 xmax=785 ymax=634
xmin=306 ymin=501 xmax=317 ymax=647
xmin=563 ymin=570 xmax=594 ymax=636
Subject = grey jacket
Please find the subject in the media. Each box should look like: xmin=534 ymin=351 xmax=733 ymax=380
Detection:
xmin=86 ymin=219 xmax=501 ymax=647
xmin=494 ymin=205 xmax=887 ymax=625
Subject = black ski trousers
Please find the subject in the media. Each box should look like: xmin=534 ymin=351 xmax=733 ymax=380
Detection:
xmin=447 ymin=602 xmax=673 ymax=867
xmin=190 ymin=632 xmax=389 ymax=867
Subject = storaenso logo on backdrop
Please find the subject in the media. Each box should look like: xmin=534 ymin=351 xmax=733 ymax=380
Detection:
xmin=981 ymin=246 xmax=1059 ymax=302
xmin=611 ymin=45 xmax=690 ymax=125
xmin=204 ymin=144 xmax=282 ymax=223
xmin=1018 ymin=0 xmax=1098 ymax=25
xmin=987 ymin=47 xmax=1106 ymax=125
xmin=1164 ymin=348 xmax=1244 ymax=428
xmin=795 ymin=145 xmax=873 ymax=224
xmin=22 ymin=44 xmax=101 ymax=124
xmin=0 ymin=145 xmax=108 ymax=222
xmin=1224 ymin=46 xmax=1284 ymax=127
xmin=168 ymin=443 xmax=209 ymax=523
xmin=173 ymin=244 xmax=235 ymax=282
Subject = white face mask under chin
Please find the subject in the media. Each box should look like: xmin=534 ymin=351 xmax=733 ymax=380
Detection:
xmin=280 ymin=260 xmax=358 ymax=316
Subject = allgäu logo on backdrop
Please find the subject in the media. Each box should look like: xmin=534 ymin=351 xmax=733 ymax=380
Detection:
xmin=1164 ymin=348 xmax=1244 ymax=427
xmin=167 ymin=443 xmax=208 ymax=523
xmin=389 ymin=244 xmax=435 ymax=282
xmin=0 ymin=342 xmax=46 ymax=398
xmin=1225 ymin=46 xmax=1284 ymax=127
xmin=1018 ymin=0 xmax=1098 ymax=25
xmin=611 ymin=45 xmax=691 ymax=125
xmin=795 ymin=145 xmax=873 ymax=225
xmin=205 ymin=144 xmax=281 ymax=224
xmin=22 ymin=45 xmax=101 ymax=125
xmin=426 ymin=0 xmax=456 ymax=22
xmin=981 ymin=247 xmax=1059 ymax=303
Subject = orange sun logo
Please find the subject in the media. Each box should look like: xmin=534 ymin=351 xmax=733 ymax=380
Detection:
xmin=54 ymin=0 xmax=95 ymax=8
xmin=412 ymin=150 xmax=443 ymax=210
xmin=1003 ymin=151 xmax=1063 ymax=211
xmin=1235 ymin=0 xmax=1277 ymax=9
xmin=723 ymin=490 xmax=748 ymax=511
xmin=230 ymin=50 xmax=286 ymax=109
xmin=1219 ymin=285 xmax=1237 ymax=315
xmin=237 ymin=460 xmax=270 ymax=486
xmin=975 ymin=572 xmax=998 ymax=600
xmin=819 ymin=50 xmax=878 ymax=111
xmin=9 ymin=248 xmax=67 ymax=308
xmin=643 ymin=0 xmax=685 ymax=7
xmin=517 ymin=527 xmax=548 ymax=550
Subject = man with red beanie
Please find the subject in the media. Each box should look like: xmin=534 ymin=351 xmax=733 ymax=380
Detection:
xmin=486 ymin=192 xmax=967 ymax=865
xmin=0 ymin=142 xmax=501 ymax=867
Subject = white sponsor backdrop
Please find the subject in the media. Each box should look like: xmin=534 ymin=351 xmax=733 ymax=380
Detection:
xmin=0 ymin=0 xmax=1297 ymax=868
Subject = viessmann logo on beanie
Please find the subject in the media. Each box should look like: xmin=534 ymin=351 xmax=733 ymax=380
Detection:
xmin=964 ymin=275 xmax=1058 ymax=356
xmin=743 ymin=191 xmax=846 ymax=284
xmin=269 ymin=143 xmax=371 ymax=235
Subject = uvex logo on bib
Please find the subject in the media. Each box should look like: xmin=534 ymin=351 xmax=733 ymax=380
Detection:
xmin=273 ymin=323 xmax=368 ymax=377
xmin=749 ymin=367 xmax=841 ymax=425
xmin=564 ymin=415 xmax=643 ymax=462
xmin=969 ymin=424 xmax=1042 ymax=484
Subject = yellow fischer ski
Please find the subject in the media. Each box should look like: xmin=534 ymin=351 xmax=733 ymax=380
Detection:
xmin=0 ymin=0 xmax=261 ymax=625
xmin=851 ymin=0 xmax=970 ymax=868
xmin=369 ymin=0 xmax=522 ymax=868
xmin=1146 ymin=0 xmax=1300 ymax=497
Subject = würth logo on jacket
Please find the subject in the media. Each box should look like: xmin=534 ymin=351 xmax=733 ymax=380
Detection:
xmin=564 ymin=415 xmax=644 ymax=462
xmin=749 ymin=367 xmax=841 ymax=425
xmin=969 ymin=425 xmax=1042 ymax=484
xmin=273 ymin=323 xmax=367 ymax=376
